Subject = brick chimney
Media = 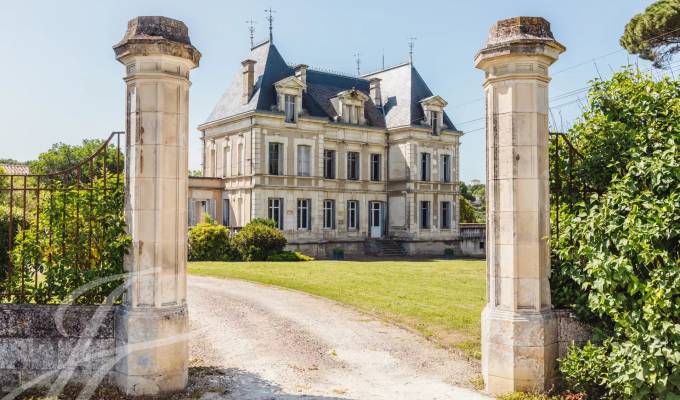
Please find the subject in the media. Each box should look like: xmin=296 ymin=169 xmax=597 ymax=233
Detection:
xmin=369 ymin=77 xmax=382 ymax=107
xmin=294 ymin=64 xmax=308 ymax=88
xmin=242 ymin=59 xmax=256 ymax=104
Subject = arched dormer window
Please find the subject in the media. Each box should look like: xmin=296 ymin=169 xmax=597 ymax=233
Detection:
xmin=274 ymin=76 xmax=307 ymax=123
xmin=420 ymin=95 xmax=448 ymax=135
xmin=334 ymin=88 xmax=370 ymax=125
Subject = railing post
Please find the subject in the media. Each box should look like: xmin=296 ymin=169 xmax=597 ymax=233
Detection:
xmin=113 ymin=16 xmax=201 ymax=396
xmin=474 ymin=17 xmax=565 ymax=395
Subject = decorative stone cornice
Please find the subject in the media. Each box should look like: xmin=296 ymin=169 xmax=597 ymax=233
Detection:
xmin=113 ymin=16 xmax=201 ymax=66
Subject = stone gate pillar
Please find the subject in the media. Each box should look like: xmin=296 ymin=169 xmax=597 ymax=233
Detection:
xmin=474 ymin=17 xmax=565 ymax=395
xmin=113 ymin=16 xmax=200 ymax=396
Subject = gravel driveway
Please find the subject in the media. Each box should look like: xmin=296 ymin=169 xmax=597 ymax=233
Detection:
xmin=187 ymin=275 xmax=491 ymax=400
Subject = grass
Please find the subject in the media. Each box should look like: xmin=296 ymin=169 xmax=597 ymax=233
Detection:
xmin=189 ymin=258 xmax=486 ymax=358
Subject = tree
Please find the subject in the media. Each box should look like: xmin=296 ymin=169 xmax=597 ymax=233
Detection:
xmin=553 ymin=69 xmax=680 ymax=399
xmin=459 ymin=197 xmax=478 ymax=223
xmin=30 ymin=139 xmax=122 ymax=184
xmin=620 ymin=0 xmax=680 ymax=68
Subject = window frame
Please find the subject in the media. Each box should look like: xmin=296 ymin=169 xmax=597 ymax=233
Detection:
xmin=370 ymin=153 xmax=381 ymax=182
xmin=297 ymin=199 xmax=311 ymax=230
xmin=347 ymin=151 xmax=360 ymax=180
xmin=284 ymin=94 xmax=296 ymax=122
xmin=323 ymin=149 xmax=336 ymax=179
xmin=222 ymin=199 xmax=230 ymax=227
xmin=440 ymin=154 xmax=451 ymax=183
xmin=431 ymin=111 xmax=439 ymax=135
xmin=323 ymin=199 xmax=336 ymax=229
xmin=420 ymin=152 xmax=431 ymax=181
xmin=440 ymin=201 xmax=451 ymax=229
xmin=297 ymin=144 xmax=311 ymax=177
xmin=268 ymin=142 xmax=283 ymax=176
xmin=420 ymin=201 xmax=431 ymax=229
xmin=268 ymin=198 xmax=284 ymax=229
xmin=347 ymin=200 xmax=359 ymax=230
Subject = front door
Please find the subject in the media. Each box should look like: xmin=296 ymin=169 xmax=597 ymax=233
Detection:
xmin=369 ymin=201 xmax=383 ymax=238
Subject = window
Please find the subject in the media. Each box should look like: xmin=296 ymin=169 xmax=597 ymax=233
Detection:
xmin=222 ymin=146 xmax=229 ymax=177
xmin=347 ymin=200 xmax=359 ymax=230
xmin=347 ymin=152 xmax=360 ymax=180
xmin=370 ymin=153 xmax=381 ymax=181
xmin=440 ymin=154 xmax=451 ymax=182
xmin=268 ymin=198 xmax=283 ymax=229
xmin=297 ymin=199 xmax=311 ymax=229
xmin=420 ymin=153 xmax=431 ymax=181
xmin=285 ymin=94 xmax=296 ymax=122
xmin=420 ymin=201 xmax=431 ymax=229
xmin=268 ymin=142 xmax=283 ymax=175
xmin=222 ymin=199 xmax=230 ymax=226
xmin=238 ymin=143 xmax=244 ymax=176
xmin=431 ymin=111 xmax=439 ymax=135
xmin=297 ymin=145 xmax=311 ymax=177
xmin=441 ymin=201 xmax=451 ymax=229
xmin=323 ymin=199 xmax=335 ymax=229
xmin=324 ymin=149 xmax=336 ymax=179
xmin=480 ymin=241 xmax=485 ymax=250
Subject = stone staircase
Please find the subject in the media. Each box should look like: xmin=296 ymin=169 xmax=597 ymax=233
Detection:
xmin=367 ymin=239 xmax=407 ymax=257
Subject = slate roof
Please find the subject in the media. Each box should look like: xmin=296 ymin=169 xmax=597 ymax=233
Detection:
xmin=204 ymin=41 xmax=456 ymax=131
xmin=0 ymin=164 xmax=30 ymax=175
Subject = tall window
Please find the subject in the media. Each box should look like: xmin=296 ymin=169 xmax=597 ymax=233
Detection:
xmin=370 ymin=153 xmax=381 ymax=181
xmin=347 ymin=200 xmax=359 ymax=230
xmin=441 ymin=201 xmax=451 ymax=229
xmin=297 ymin=199 xmax=311 ymax=229
xmin=324 ymin=149 xmax=336 ymax=179
xmin=268 ymin=198 xmax=283 ymax=229
xmin=420 ymin=201 xmax=431 ymax=229
xmin=284 ymin=94 xmax=296 ymax=122
xmin=222 ymin=146 xmax=229 ymax=177
xmin=238 ymin=143 xmax=244 ymax=175
xmin=297 ymin=145 xmax=311 ymax=176
xmin=347 ymin=152 xmax=360 ymax=180
xmin=420 ymin=153 xmax=431 ymax=181
xmin=440 ymin=154 xmax=451 ymax=182
xmin=222 ymin=199 xmax=230 ymax=226
xmin=431 ymin=111 xmax=439 ymax=135
xmin=323 ymin=200 xmax=335 ymax=229
xmin=268 ymin=142 xmax=283 ymax=175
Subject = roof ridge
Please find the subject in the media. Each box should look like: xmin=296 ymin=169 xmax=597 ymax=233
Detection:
xmin=361 ymin=61 xmax=411 ymax=77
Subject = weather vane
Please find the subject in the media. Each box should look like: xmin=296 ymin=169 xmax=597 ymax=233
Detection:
xmin=265 ymin=7 xmax=276 ymax=42
xmin=246 ymin=19 xmax=256 ymax=48
xmin=354 ymin=52 xmax=361 ymax=76
xmin=408 ymin=37 xmax=417 ymax=63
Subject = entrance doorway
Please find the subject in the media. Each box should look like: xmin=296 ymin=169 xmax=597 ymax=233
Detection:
xmin=369 ymin=201 xmax=383 ymax=238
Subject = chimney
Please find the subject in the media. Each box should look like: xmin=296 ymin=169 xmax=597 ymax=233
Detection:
xmin=295 ymin=64 xmax=308 ymax=87
xmin=369 ymin=78 xmax=382 ymax=107
xmin=241 ymin=59 xmax=256 ymax=104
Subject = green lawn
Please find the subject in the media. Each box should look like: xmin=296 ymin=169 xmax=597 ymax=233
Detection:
xmin=189 ymin=258 xmax=486 ymax=358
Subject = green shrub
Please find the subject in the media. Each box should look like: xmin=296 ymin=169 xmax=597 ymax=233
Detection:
xmin=249 ymin=217 xmax=277 ymax=228
xmin=443 ymin=247 xmax=456 ymax=258
xmin=188 ymin=214 xmax=233 ymax=261
xmin=552 ymin=69 xmax=680 ymax=399
xmin=0 ymin=207 xmax=10 ymax=281
xmin=266 ymin=251 xmax=314 ymax=262
xmin=332 ymin=247 xmax=345 ymax=260
xmin=232 ymin=219 xmax=287 ymax=261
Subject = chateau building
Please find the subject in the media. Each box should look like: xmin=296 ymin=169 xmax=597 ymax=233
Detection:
xmin=188 ymin=39 xmax=464 ymax=256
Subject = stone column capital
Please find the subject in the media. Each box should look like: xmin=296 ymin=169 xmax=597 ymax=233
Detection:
xmin=113 ymin=16 xmax=201 ymax=67
xmin=474 ymin=16 xmax=565 ymax=72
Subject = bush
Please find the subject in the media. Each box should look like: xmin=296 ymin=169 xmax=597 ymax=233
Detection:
xmin=188 ymin=214 xmax=234 ymax=261
xmin=332 ymin=247 xmax=345 ymax=260
xmin=443 ymin=247 xmax=456 ymax=258
xmin=266 ymin=251 xmax=314 ymax=262
xmin=552 ymin=69 xmax=680 ymax=398
xmin=232 ymin=219 xmax=287 ymax=261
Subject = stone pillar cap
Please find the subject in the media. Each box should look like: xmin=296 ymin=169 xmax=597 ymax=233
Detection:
xmin=475 ymin=16 xmax=565 ymax=68
xmin=114 ymin=16 xmax=201 ymax=66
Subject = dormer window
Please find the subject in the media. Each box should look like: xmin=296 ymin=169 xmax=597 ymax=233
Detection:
xmin=334 ymin=88 xmax=369 ymax=125
xmin=420 ymin=95 xmax=448 ymax=135
xmin=285 ymin=94 xmax=296 ymax=122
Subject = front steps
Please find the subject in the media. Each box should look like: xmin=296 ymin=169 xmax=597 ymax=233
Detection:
xmin=366 ymin=239 xmax=407 ymax=257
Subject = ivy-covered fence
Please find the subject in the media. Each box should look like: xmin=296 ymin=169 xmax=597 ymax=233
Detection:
xmin=0 ymin=132 xmax=128 ymax=304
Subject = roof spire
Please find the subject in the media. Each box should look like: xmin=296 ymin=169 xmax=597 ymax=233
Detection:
xmin=408 ymin=37 xmax=417 ymax=64
xmin=354 ymin=52 xmax=361 ymax=76
xmin=246 ymin=18 xmax=256 ymax=48
xmin=265 ymin=7 xmax=275 ymax=43
xmin=382 ymin=49 xmax=385 ymax=70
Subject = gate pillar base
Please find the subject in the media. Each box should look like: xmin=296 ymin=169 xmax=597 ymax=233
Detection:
xmin=114 ymin=305 xmax=189 ymax=396
xmin=481 ymin=307 xmax=558 ymax=394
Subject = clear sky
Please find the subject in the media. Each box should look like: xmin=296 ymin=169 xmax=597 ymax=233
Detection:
xmin=0 ymin=0 xmax=657 ymax=182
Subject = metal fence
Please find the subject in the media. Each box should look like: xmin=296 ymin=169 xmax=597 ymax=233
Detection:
xmin=0 ymin=132 xmax=125 ymax=303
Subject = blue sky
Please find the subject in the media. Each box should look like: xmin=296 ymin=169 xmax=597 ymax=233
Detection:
xmin=0 ymin=0 xmax=657 ymax=182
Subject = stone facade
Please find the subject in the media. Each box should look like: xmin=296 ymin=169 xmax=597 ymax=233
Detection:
xmin=189 ymin=40 xmax=463 ymax=257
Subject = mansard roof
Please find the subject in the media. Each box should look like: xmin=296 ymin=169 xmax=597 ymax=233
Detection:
xmin=204 ymin=41 xmax=456 ymax=131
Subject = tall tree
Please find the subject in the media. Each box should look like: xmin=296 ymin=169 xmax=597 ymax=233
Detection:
xmin=620 ymin=0 xmax=680 ymax=68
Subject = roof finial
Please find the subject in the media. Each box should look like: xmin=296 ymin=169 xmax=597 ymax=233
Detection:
xmin=382 ymin=49 xmax=385 ymax=69
xmin=246 ymin=18 xmax=256 ymax=48
xmin=354 ymin=52 xmax=361 ymax=76
xmin=408 ymin=37 xmax=417 ymax=64
xmin=265 ymin=7 xmax=275 ymax=43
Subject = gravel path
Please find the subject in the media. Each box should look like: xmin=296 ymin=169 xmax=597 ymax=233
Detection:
xmin=187 ymin=275 xmax=491 ymax=400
